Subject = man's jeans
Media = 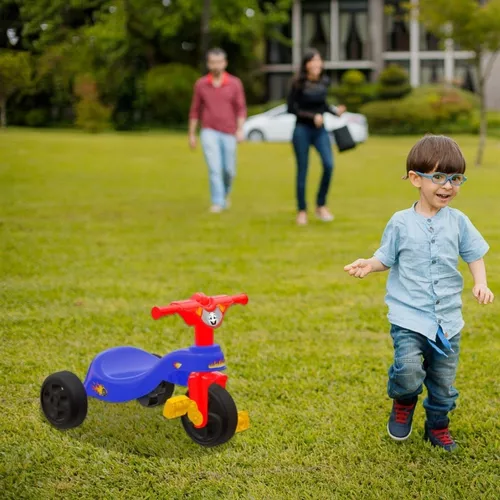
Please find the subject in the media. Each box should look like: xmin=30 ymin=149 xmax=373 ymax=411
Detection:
xmin=200 ymin=128 xmax=237 ymax=207
xmin=292 ymin=124 xmax=334 ymax=211
xmin=388 ymin=324 xmax=460 ymax=427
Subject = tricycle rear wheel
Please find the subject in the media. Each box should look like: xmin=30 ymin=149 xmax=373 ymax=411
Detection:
xmin=40 ymin=371 xmax=88 ymax=430
xmin=181 ymin=383 xmax=238 ymax=447
xmin=137 ymin=381 xmax=175 ymax=408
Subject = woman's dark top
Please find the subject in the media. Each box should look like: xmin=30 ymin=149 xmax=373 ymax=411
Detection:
xmin=287 ymin=75 xmax=339 ymax=127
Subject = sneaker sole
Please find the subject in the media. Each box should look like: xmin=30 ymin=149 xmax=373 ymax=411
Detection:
xmin=387 ymin=423 xmax=412 ymax=441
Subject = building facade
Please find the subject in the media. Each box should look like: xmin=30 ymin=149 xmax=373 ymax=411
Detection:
xmin=264 ymin=0 xmax=500 ymax=110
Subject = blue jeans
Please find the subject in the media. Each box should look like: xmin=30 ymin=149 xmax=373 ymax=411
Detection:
xmin=292 ymin=124 xmax=334 ymax=211
xmin=388 ymin=324 xmax=460 ymax=427
xmin=200 ymin=128 xmax=237 ymax=207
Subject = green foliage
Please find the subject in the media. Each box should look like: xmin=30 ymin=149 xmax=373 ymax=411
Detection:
xmin=0 ymin=49 xmax=31 ymax=126
xmin=329 ymin=70 xmax=377 ymax=112
xmin=360 ymin=85 xmax=477 ymax=135
xmin=1 ymin=131 xmax=499 ymax=498
xmin=144 ymin=64 xmax=199 ymax=125
xmin=74 ymin=74 xmax=111 ymax=133
xmin=25 ymin=108 xmax=50 ymax=127
xmin=377 ymin=64 xmax=412 ymax=101
xmin=419 ymin=0 xmax=500 ymax=55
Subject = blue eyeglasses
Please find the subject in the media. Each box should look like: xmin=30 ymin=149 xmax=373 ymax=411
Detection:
xmin=415 ymin=171 xmax=467 ymax=186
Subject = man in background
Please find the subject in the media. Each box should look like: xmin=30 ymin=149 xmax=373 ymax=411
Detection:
xmin=188 ymin=48 xmax=247 ymax=213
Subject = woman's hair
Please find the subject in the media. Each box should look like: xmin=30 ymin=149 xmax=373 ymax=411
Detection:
xmin=292 ymin=48 xmax=323 ymax=90
xmin=404 ymin=134 xmax=466 ymax=178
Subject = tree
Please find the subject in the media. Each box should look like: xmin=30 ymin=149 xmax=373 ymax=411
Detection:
xmin=418 ymin=0 xmax=500 ymax=166
xmin=0 ymin=50 xmax=31 ymax=127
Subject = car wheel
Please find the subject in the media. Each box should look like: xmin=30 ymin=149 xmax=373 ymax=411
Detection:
xmin=247 ymin=129 xmax=264 ymax=142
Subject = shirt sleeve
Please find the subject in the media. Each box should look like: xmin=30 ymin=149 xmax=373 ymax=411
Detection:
xmin=458 ymin=213 xmax=489 ymax=263
xmin=189 ymin=80 xmax=202 ymax=120
xmin=373 ymin=217 xmax=400 ymax=268
xmin=233 ymin=78 xmax=247 ymax=119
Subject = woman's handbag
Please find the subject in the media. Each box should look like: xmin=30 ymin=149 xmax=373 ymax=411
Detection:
xmin=332 ymin=125 xmax=356 ymax=152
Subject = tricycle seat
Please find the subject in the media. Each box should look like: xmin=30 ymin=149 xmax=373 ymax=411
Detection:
xmin=92 ymin=346 xmax=160 ymax=381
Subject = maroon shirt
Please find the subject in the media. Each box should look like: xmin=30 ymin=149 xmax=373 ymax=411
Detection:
xmin=189 ymin=72 xmax=247 ymax=135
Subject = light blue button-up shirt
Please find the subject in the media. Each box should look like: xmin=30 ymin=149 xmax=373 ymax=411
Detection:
xmin=374 ymin=203 xmax=489 ymax=341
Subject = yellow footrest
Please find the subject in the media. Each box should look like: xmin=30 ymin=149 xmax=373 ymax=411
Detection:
xmin=236 ymin=410 xmax=250 ymax=433
xmin=163 ymin=395 xmax=203 ymax=426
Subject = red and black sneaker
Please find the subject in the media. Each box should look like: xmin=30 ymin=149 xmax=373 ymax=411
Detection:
xmin=424 ymin=422 xmax=457 ymax=452
xmin=387 ymin=398 xmax=417 ymax=440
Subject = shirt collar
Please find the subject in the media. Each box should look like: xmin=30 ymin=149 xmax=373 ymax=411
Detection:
xmin=411 ymin=201 xmax=448 ymax=221
xmin=207 ymin=72 xmax=229 ymax=86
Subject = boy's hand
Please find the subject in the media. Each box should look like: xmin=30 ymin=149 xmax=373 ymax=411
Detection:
xmin=344 ymin=259 xmax=373 ymax=279
xmin=472 ymin=284 xmax=494 ymax=304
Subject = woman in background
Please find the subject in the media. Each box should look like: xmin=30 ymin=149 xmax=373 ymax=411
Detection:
xmin=287 ymin=49 xmax=346 ymax=225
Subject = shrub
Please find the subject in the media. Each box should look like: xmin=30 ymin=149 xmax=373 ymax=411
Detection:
xmin=377 ymin=64 xmax=412 ymax=100
xmin=144 ymin=64 xmax=199 ymax=125
xmin=329 ymin=70 xmax=377 ymax=112
xmin=75 ymin=98 xmax=111 ymax=133
xmin=25 ymin=108 xmax=50 ymax=127
xmin=360 ymin=84 xmax=477 ymax=135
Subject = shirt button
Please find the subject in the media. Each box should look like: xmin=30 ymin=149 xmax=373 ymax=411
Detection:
xmin=429 ymin=227 xmax=434 ymax=232
xmin=431 ymin=239 xmax=435 ymax=243
xmin=437 ymin=319 xmax=442 ymax=324
xmin=434 ymin=280 xmax=438 ymax=284
xmin=436 ymin=300 xmax=440 ymax=304
xmin=427 ymin=219 xmax=432 ymax=223
xmin=432 ymin=260 xmax=436 ymax=264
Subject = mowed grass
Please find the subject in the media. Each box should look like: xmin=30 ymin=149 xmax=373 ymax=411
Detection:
xmin=1 ymin=129 xmax=499 ymax=499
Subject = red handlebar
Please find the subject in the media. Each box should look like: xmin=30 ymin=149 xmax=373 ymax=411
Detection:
xmin=151 ymin=292 xmax=248 ymax=320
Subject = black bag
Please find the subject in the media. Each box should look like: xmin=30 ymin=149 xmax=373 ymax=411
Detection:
xmin=332 ymin=125 xmax=356 ymax=152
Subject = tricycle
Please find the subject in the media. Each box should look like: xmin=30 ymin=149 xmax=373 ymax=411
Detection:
xmin=40 ymin=292 xmax=250 ymax=447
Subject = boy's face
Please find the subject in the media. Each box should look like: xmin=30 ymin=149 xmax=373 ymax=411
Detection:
xmin=408 ymin=167 xmax=461 ymax=210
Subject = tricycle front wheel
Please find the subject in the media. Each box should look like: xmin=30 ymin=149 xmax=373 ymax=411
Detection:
xmin=181 ymin=383 xmax=238 ymax=447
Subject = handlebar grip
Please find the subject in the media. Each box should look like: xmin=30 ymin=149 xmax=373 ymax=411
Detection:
xmin=230 ymin=293 xmax=248 ymax=305
xmin=151 ymin=305 xmax=180 ymax=320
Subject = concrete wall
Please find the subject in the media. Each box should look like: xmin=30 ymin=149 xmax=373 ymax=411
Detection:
xmin=484 ymin=53 xmax=500 ymax=110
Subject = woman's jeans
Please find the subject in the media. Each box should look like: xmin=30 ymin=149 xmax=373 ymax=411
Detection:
xmin=292 ymin=124 xmax=334 ymax=212
xmin=200 ymin=128 xmax=237 ymax=208
xmin=388 ymin=324 xmax=460 ymax=427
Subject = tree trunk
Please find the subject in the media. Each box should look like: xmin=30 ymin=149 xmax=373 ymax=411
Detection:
xmin=0 ymin=98 xmax=6 ymax=128
xmin=475 ymin=56 xmax=487 ymax=167
xmin=200 ymin=0 xmax=211 ymax=73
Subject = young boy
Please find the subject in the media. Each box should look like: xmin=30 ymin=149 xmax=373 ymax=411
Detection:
xmin=344 ymin=135 xmax=494 ymax=451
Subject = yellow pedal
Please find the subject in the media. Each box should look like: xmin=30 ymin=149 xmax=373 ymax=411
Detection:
xmin=236 ymin=410 xmax=250 ymax=433
xmin=163 ymin=395 xmax=203 ymax=425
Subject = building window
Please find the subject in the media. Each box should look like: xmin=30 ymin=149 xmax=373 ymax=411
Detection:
xmin=267 ymin=73 xmax=293 ymax=101
xmin=267 ymin=22 xmax=292 ymax=65
xmin=339 ymin=0 xmax=369 ymax=61
xmin=420 ymin=60 xmax=445 ymax=84
xmin=384 ymin=1 xmax=409 ymax=52
xmin=301 ymin=1 xmax=331 ymax=60
xmin=419 ymin=24 xmax=441 ymax=51
xmin=455 ymin=60 xmax=477 ymax=93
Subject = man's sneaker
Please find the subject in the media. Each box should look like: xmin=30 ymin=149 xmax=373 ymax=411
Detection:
xmin=387 ymin=398 xmax=417 ymax=440
xmin=424 ymin=422 xmax=457 ymax=452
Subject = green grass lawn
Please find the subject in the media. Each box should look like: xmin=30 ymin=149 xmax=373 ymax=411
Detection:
xmin=1 ymin=130 xmax=499 ymax=499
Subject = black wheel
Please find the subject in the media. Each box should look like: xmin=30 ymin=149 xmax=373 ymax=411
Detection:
xmin=137 ymin=381 xmax=175 ymax=408
xmin=40 ymin=371 xmax=88 ymax=430
xmin=181 ymin=383 xmax=238 ymax=447
xmin=247 ymin=129 xmax=264 ymax=142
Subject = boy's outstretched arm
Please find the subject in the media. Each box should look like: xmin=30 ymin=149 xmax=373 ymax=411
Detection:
xmin=344 ymin=257 xmax=388 ymax=279
xmin=468 ymin=258 xmax=495 ymax=304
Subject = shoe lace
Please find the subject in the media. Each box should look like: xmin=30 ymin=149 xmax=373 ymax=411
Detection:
xmin=394 ymin=402 xmax=415 ymax=424
xmin=430 ymin=428 xmax=454 ymax=446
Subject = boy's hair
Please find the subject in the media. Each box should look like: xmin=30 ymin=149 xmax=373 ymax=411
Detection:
xmin=404 ymin=134 xmax=466 ymax=179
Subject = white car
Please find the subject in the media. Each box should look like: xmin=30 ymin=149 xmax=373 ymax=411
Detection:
xmin=243 ymin=104 xmax=368 ymax=144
